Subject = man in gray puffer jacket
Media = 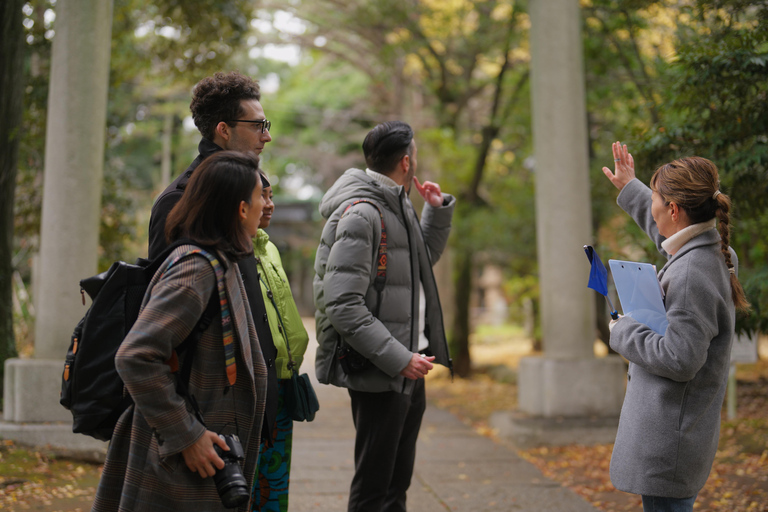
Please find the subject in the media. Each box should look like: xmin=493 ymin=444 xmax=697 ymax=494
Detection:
xmin=313 ymin=121 xmax=455 ymax=512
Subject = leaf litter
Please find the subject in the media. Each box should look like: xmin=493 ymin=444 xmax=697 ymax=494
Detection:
xmin=427 ymin=345 xmax=768 ymax=512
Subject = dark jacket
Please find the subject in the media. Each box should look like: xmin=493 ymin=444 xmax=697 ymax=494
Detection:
xmin=147 ymin=138 xmax=221 ymax=261
xmin=313 ymin=168 xmax=454 ymax=394
xmin=609 ymin=178 xmax=736 ymax=498
xmin=92 ymin=247 xmax=267 ymax=512
xmin=146 ymin=138 xmax=278 ymax=441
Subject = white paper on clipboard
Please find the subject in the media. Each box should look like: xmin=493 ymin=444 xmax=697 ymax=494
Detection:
xmin=608 ymin=259 xmax=669 ymax=335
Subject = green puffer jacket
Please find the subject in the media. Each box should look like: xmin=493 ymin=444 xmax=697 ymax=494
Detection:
xmin=253 ymin=229 xmax=309 ymax=379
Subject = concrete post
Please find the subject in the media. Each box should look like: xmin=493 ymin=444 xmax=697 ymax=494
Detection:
xmin=3 ymin=0 xmax=113 ymax=456
xmin=514 ymin=0 xmax=626 ymax=423
xmin=34 ymin=0 xmax=113 ymax=360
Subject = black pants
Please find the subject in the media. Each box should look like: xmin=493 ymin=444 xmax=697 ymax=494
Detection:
xmin=347 ymin=379 xmax=426 ymax=512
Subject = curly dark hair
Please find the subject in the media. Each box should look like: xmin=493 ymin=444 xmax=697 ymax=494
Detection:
xmin=190 ymin=71 xmax=261 ymax=141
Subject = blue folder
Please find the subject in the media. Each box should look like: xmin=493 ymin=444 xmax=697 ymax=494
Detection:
xmin=608 ymin=259 xmax=669 ymax=336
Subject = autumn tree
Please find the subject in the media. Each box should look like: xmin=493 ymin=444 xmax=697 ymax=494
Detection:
xmin=5 ymin=0 xmax=259 ymax=372
xmin=261 ymin=0 xmax=534 ymax=376
xmin=637 ymin=1 xmax=768 ymax=334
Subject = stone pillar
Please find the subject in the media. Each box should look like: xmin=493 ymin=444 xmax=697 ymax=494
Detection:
xmin=516 ymin=0 xmax=625 ymax=421
xmin=3 ymin=0 xmax=113 ymax=456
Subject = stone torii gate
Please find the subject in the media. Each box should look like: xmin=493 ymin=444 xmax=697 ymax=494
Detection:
xmin=2 ymin=0 xmax=626 ymax=453
xmin=2 ymin=0 xmax=113 ymax=455
xmin=506 ymin=0 xmax=626 ymax=445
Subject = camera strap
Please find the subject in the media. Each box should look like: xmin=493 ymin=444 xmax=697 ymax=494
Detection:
xmin=174 ymin=285 xmax=219 ymax=427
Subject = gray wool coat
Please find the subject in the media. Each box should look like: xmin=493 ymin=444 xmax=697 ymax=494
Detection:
xmin=610 ymin=179 xmax=736 ymax=498
xmin=92 ymin=246 xmax=267 ymax=512
xmin=313 ymin=168 xmax=455 ymax=394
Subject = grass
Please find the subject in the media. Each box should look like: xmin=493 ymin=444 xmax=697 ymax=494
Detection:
xmin=0 ymin=440 xmax=101 ymax=511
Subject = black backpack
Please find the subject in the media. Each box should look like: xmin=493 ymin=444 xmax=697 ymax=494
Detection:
xmin=60 ymin=241 xmax=221 ymax=441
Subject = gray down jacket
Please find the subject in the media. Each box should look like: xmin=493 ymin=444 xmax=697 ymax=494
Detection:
xmin=313 ymin=168 xmax=455 ymax=394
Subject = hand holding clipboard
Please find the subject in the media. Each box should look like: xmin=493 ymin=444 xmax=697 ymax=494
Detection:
xmin=609 ymin=259 xmax=669 ymax=336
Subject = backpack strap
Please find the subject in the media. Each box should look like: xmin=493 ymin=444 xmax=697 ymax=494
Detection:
xmin=165 ymin=247 xmax=236 ymax=386
xmin=171 ymin=292 xmax=218 ymax=426
xmin=158 ymin=246 xmax=233 ymax=427
xmin=344 ymin=199 xmax=387 ymax=317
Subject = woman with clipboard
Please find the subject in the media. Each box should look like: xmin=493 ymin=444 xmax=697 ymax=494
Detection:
xmin=601 ymin=142 xmax=750 ymax=512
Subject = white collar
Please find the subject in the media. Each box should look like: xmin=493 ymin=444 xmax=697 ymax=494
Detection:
xmin=661 ymin=218 xmax=717 ymax=255
xmin=365 ymin=168 xmax=399 ymax=188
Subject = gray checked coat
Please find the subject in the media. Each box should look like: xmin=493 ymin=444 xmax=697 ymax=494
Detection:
xmin=92 ymin=245 xmax=267 ymax=512
xmin=313 ymin=168 xmax=454 ymax=394
xmin=610 ymin=179 xmax=736 ymax=498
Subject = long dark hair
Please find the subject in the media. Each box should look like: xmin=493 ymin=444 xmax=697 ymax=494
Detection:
xmin=650 ymin=156 xmax=750 ymax=312
xmin=165 ymin=151 xmax=261 ymax=260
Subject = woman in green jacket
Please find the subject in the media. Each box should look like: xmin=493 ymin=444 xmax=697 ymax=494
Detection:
xmin=250 ymin=173 xmax=310 ymax=512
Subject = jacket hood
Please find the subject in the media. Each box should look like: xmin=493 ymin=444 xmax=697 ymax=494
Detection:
xmin=319 ymin=168 xmax=404 ymax=219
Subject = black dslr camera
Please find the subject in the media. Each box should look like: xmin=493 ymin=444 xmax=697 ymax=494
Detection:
xmin=213 ymin=434 xmax=249 ymax=508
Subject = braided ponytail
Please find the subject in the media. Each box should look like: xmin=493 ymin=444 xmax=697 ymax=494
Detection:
xmin=651 ymin=157 xmax=750 ymax=313
xmin=713 ymin=191 xmax=751 ymax=312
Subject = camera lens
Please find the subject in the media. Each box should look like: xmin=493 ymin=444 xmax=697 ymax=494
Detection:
xmin=212 ymin=467 xmax=249 ymax=508
xmin=213 ymin=434 xmax=250 ymax=509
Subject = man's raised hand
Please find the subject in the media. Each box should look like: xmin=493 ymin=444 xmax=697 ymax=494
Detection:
xmin=413 ymin=177 xmax=444 ymax=207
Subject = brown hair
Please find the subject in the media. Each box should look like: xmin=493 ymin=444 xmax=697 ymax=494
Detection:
xmin=165 ymin=151 xmax=261 ymax=260
xmin=650 ymin=157 xmax=750 ymax=312
xmin=190 ymin=71 xmax=261 ymax=141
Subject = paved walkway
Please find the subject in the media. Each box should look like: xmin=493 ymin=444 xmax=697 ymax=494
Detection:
xmin=289 ymin=320 xmax=599 ymax=511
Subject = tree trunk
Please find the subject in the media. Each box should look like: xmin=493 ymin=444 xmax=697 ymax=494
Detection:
xmin=451 ymin=245 xmax=473 ymax=378
xmin=160 ymin=111 xmax=173 ymax=188
xmin=0 ymin=0 xmax=25 ymax=398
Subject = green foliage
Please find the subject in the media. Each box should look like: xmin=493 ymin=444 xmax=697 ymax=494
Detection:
xmin=15 ymin=0 xmax=254 ymax=273
xmin=582 ymin=1 xmax=768 ymax=335
xmin=111 ymin=0 xmax=252 ymax=84
xmin=637 ymin=1 xmax=768 ymax=334
xmin=259 ymin=55 xmax=373 ymax=190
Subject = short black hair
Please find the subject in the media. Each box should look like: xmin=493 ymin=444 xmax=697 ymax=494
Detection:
xmin=190 ymin=71 xmax=261 ymax=141
xmin=362 ymin=121 xmax=414 ymax=175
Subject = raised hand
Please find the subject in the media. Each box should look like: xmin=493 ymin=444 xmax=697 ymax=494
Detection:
xmin=413 ymin=177 xmax=444 ymax=207
xmin=602 ymin=141 xmax=636 ymax=191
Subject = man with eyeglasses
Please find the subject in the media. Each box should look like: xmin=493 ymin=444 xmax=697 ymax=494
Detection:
xmin=147 ymin=71 xmax=279 ymax=460
xmin=148 ymin=71 xmax=272 ymax=258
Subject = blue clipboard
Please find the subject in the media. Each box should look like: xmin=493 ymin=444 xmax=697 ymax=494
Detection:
xmin=608 ymin=259 xmax=669 ymax=335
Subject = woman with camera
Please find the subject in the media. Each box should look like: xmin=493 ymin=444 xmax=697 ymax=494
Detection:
xmin=602 ymin=142 xmax=750 ymax=512
xmin=93 ymin=151 xmax=268 ymax=512
xmin=249 ymin=172 xmax=310 ymax=512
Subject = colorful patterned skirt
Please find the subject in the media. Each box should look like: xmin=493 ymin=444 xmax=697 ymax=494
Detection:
xmin=251 ymin=379 xmax=294 ymax=512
